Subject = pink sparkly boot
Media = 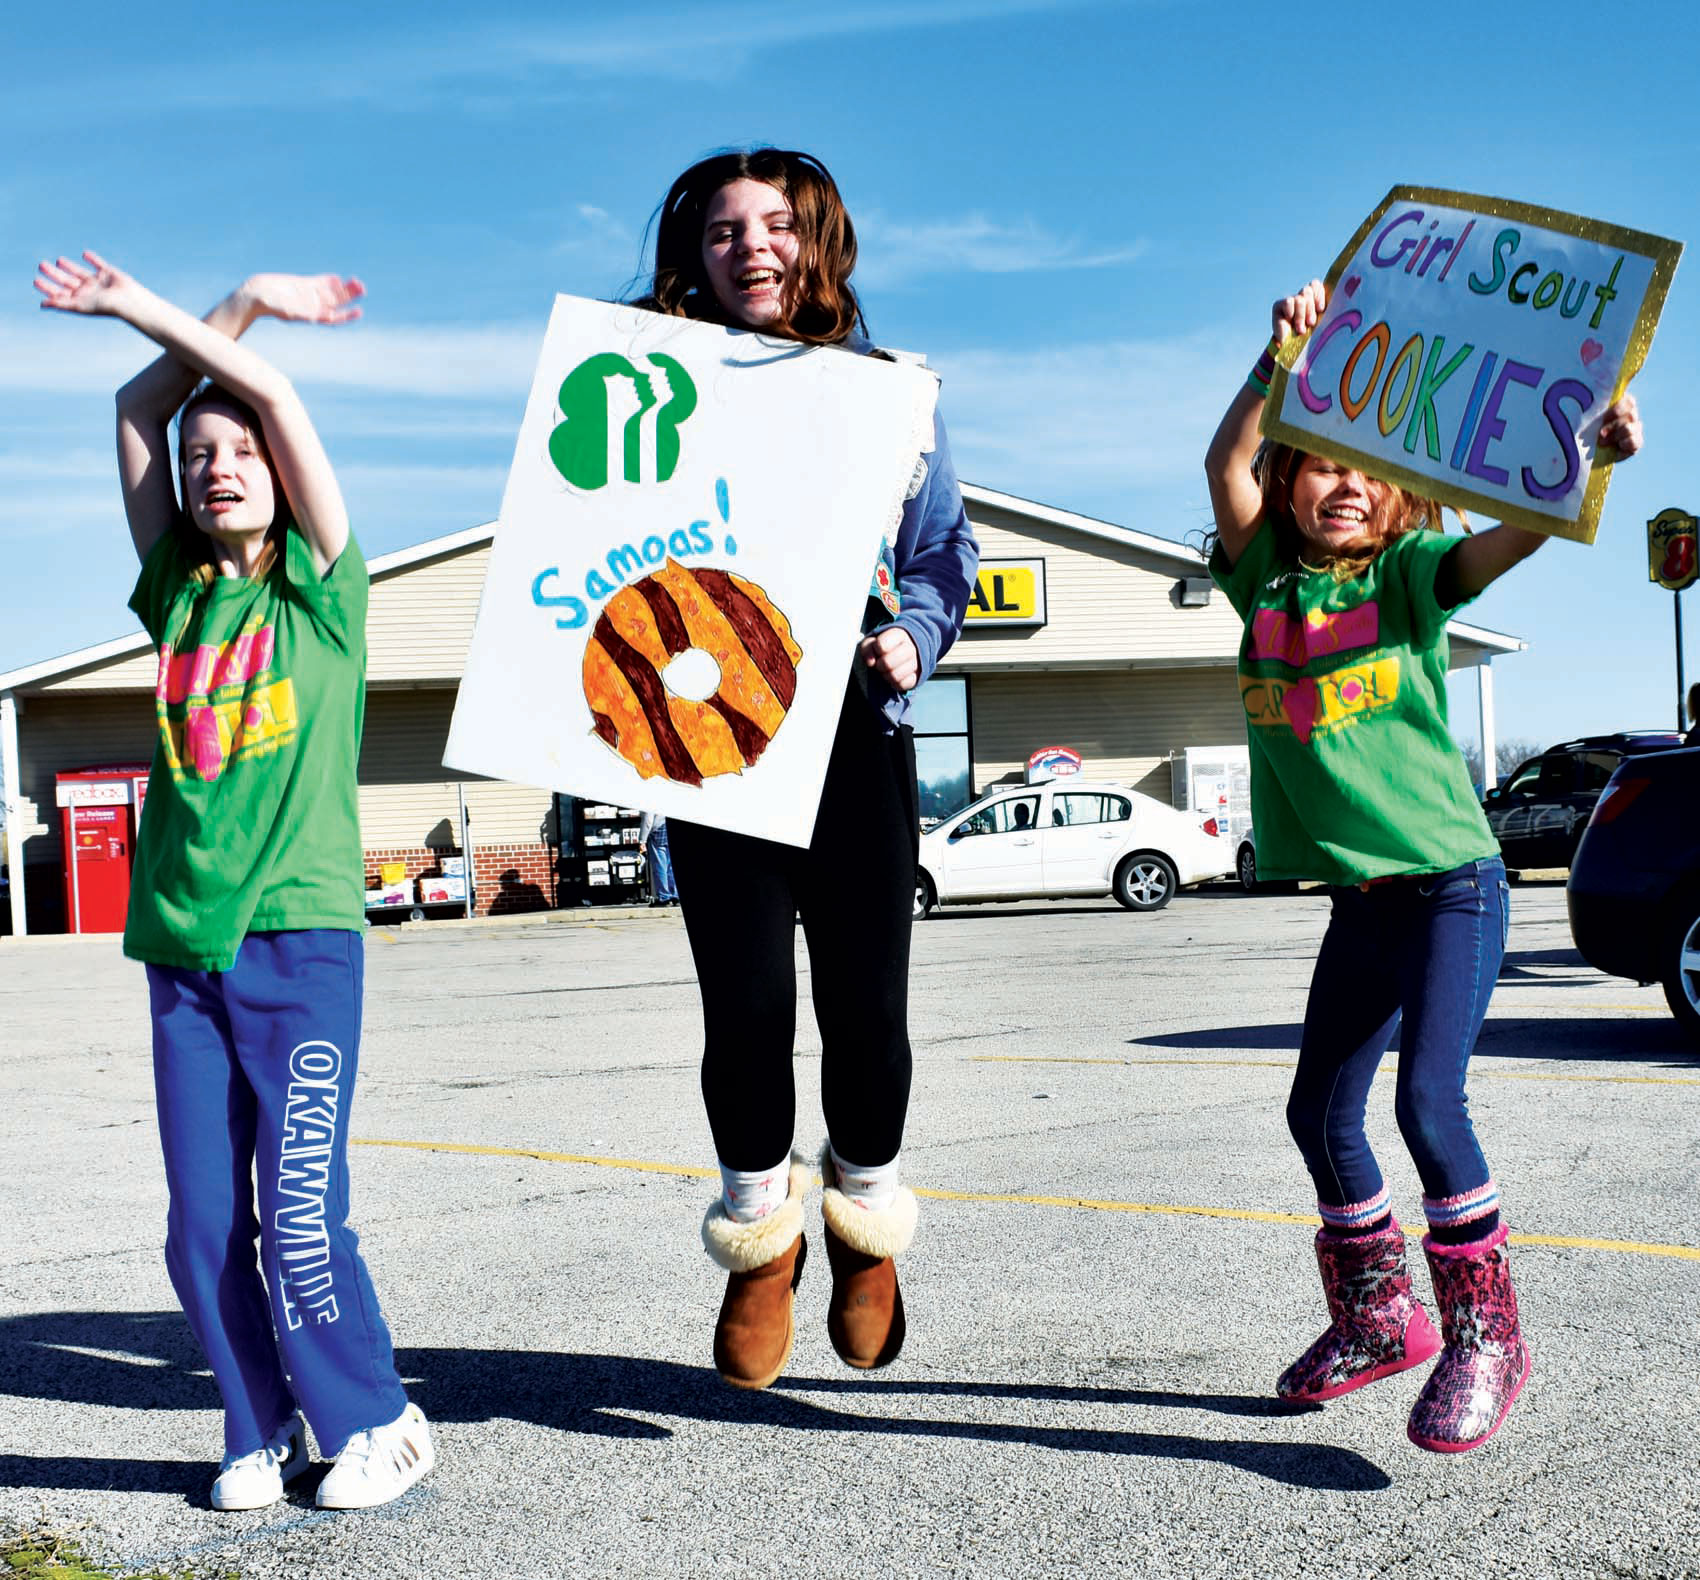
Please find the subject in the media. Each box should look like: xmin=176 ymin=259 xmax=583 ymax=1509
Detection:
xmin=1407 ymin=1224 xmax=1530 ymax=1453
xmin=1277 ymin=1220 xmax=1442 ymax=1403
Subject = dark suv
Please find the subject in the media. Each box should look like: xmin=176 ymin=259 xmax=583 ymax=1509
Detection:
xmin=1567 ymin=745 xmax=1700 ymax=1044
xmin=1481 ymin=732 xmax=1684 ymax=872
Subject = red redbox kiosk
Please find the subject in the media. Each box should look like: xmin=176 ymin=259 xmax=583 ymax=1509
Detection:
xmin=56 ymin=765 xmax=150 ymax=934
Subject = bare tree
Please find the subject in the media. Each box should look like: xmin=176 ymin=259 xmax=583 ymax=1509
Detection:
xmin=1458 ymin=737 xmax=1546 ymax=789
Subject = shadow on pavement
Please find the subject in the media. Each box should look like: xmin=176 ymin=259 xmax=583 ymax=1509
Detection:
xmin=1498 ymin=946 xmax=1596 ymax=982
xmin=0 ymin=1310 xmax=1390 ymax=1494
xmin=1131 ymin=1018 xmax=1698 ymax=1067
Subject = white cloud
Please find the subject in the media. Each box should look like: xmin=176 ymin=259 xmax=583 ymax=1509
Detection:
xmin=337 ymin=461 xmax=509 ymax=493
xmin=0 ymin=316 xmax=155 ymax=394
xmin=0 ymin=315 xmax=542 ymax=401
xmin=0 ymin=449 xmax=116 ymax=481
xmin=554 ymin=203 xmax=640 ymax=261
xmin=3 ymin=1 xmax=1105 ymax=115
xmin=314 ymin=407 xmax=526 ymax=442
xmin=930 ymin=327 xmax=1246 ymax=522
xmin=0 ymin=486 xmax=126 ymax=540
xmin=858 ymin=214 xmax=1148 ymax=286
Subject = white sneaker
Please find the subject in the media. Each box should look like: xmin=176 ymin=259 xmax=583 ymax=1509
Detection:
xmin=211 ymin=1413 xmax=308 ymax=1511
xmin=315 ymin=1402 xmax=434 ymax=1510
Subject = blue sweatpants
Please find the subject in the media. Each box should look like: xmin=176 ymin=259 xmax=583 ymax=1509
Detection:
xmin=146 ymin=929 xmax=407 ymax=1458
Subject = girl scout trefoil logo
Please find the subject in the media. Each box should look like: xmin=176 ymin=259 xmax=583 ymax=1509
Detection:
xmin=549 ymin=352 xmax=698 ymax=490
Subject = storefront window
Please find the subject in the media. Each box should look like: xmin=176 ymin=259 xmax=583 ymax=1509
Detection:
xmin=911 ymin=676 xmax=971 ymax=824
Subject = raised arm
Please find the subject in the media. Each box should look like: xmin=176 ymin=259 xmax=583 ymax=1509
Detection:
xmin=1436 ymin=395 xmax=1645 ymax=606
xmin=35 ymin=252 xmax=363 ymax=574
xmin=1205 ymin=280 xmax=1325 ymax=568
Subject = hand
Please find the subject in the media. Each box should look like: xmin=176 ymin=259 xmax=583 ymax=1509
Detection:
xmin=858 ymin=627 xmax=920 ymax=693
xmin=242 ymin=272 xmax=365 ymax=325
xmin=1598 ymin=393 xmax=1643 ymax=459
xmin=1272 ymin=279 xmax=1327 ymax=344
xmin=33 ymin=249 xmax=138 ymax=316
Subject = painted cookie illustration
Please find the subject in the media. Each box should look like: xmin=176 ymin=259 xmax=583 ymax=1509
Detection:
xmin=583 ymin=558 xmax=803 ymax=785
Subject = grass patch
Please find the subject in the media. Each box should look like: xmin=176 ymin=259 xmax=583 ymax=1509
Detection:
xmin=1 ymin=1530 xmax=235 ymax=1580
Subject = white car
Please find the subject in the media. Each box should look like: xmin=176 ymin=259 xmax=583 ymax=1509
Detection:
xmin=915 ymin=779 xmax=1234 ymax=918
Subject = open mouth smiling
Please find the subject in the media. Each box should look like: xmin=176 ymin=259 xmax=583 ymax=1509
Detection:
xmin=1316 ymin=501 xmax=1375 ymax=536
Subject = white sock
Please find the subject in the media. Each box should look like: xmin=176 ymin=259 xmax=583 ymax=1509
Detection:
xmin=829 ymin=1147 xmax=900 ymax=1213
xmin=719 ymin=1155 xmax=792 ymax=1224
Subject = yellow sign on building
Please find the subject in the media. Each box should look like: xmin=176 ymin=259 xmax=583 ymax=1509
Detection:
xmin=965 ymin=559 xmax=1047 ymax=626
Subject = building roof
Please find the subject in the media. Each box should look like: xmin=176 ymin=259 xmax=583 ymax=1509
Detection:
xmin=0 ymin=486 xmax=1525 ymax=692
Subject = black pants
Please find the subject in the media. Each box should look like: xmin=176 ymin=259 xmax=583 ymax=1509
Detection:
xmin=670 ymin=681 xmax=919 ymax=1171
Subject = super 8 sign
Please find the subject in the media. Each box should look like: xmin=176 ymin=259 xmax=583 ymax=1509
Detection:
xmin=1649 ymin=508 xmax=1698 ymax=591
xmin=1264 ymin=187 xmax=1681 ymax=544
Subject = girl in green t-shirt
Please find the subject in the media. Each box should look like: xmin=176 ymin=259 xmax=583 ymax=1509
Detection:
xmin=35 ymin=252 xmax=433 ymax=1511
xmin=1205 ymin=278 xmax=1644 ymax=1454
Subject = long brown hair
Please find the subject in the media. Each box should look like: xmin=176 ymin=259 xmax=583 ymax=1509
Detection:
xmin=633 ymin=147 xmax=866 ymax=345
xmin=1252 ymin=441 xmax=1463 ymax=581
xmin=174 ymin=383 xmax=285 ymax=585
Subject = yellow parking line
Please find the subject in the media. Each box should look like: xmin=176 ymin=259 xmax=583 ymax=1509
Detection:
xmin=357 ymin=1137 xmax=715 ymax=1178
xmin=970 ymin=1055 xmax=1700 ymax=1087
xmin=352 ymin=1138 xmax=1700 ymax=1261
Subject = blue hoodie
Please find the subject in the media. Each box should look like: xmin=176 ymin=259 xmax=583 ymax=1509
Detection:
xmin=858 ymin=381 xmax=980 ymax=731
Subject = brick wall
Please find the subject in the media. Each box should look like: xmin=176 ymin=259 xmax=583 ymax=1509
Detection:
xmin=364 ymin=842 xmax=556 ymax=918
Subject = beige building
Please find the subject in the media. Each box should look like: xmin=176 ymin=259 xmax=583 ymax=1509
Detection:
xmin=0 ymin=486 xmax=1521 ymax=936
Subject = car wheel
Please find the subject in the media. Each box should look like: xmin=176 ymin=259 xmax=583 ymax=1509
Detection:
xmin=913 ymin=872 xmax=935 ymax=921
xmin=1236 ymin=843 xmax=1258 ymax=892
xmin=1113 ymin=852 xmax=1177 ymax=912
xmin=1661 ymin=899 xmax=1700 ymax=1046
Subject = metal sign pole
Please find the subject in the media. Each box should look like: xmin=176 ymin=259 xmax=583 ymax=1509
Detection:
xmin=1678 ymin=588 xmax=1688 ymax=733
xmin=457 ymin=783 xmax=474 ymax=920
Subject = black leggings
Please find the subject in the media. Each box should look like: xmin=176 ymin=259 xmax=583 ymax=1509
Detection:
xmin=670 ymin=681 xmax=919 ymax=1171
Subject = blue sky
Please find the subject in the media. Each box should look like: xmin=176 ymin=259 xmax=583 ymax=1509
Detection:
xmin=3 ymin=0 xmax=1697 ymax=759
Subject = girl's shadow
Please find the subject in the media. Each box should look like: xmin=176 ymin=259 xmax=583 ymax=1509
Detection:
xmin=0 ymin=1309 xmax=1390 ymax=1498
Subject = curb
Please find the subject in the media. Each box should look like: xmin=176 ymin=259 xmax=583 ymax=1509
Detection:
xmin=392 ymin=902 xmax=674 ymax=933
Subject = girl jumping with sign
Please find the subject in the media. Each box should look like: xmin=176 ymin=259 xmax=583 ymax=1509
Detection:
xmin=627 ymin=148 xmax=978 ymax=1390
xmin=34 ymin=253 xmax=433 ymax=1508
xmin=1205 ymin=278 xmax=1642 ymax=1453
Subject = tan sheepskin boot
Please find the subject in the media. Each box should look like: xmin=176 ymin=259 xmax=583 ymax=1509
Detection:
xmin=701 ymin=1157 xmax=812 ymax=1390
xmin=819 ymin=1144 xmax=917 ymax=1370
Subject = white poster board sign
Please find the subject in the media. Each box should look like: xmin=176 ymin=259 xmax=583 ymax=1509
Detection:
xmin=1264 ymin=186 xmax=1681 ymax=543
xmin=445 ymin=295 xmax=938 ymax=847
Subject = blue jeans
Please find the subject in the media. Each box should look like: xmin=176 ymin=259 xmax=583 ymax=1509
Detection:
xmin=1287 ymin=857 xmax=1509 ymax=1237
xmin=648 ymin=821 xmax=677 ymax=902
xmin=147 ymin=930 xmax=407 ymax=1457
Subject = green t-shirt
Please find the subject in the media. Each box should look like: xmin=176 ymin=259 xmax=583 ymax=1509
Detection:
xmin=124 ymin=524 xmax=368 ymax=970
xmin=1209 ymin=523 xmax=1497 ymax=886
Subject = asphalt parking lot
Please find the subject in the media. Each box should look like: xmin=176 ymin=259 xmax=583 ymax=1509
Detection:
xmin=2 ymin=881 xmax=1697 ymax=1579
